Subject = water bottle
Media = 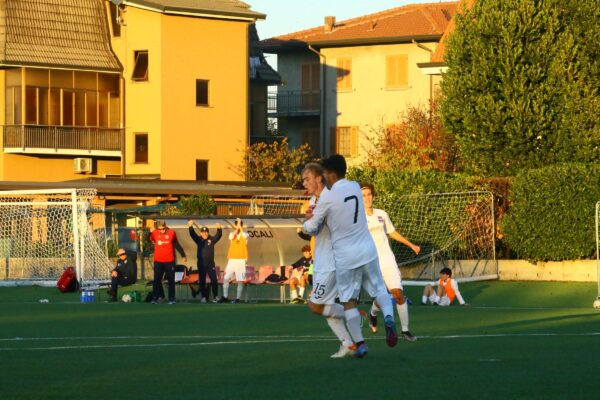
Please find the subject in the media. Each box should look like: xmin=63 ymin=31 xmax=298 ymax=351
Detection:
xmin=80 ymin=290 xmax=86 ymax=303
xmin=89 ymin=290 xmax=95 ymax=303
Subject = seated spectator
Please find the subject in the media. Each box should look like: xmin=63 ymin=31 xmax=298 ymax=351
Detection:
xmin=422 ymin=267 xmax=469 ymax=306
xmin=290 ymin=245 xmax=312 ymax=304
xmin=108 ymin=248 xmax=137 ymax=302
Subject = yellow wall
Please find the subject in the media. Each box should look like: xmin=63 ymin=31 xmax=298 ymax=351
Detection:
xmin=160 ymin=15 xmax=247 ymax=181
xmin=110 ymin=6 xmax=163 ymax=176
xmin=322 ymin=42 xmax=438 ymax=166
xmin=110 ymin=6 xmax=248 ymax=181
xmin=0 ymin=155 xmax=120 ymax=180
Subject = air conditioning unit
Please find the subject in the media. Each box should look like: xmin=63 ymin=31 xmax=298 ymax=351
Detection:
xmin=73 ymin=158 xmax=92 ymax=174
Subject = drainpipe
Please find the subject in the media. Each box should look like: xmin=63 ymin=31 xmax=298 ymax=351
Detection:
xmin=308 ymin=44 xmax=326 ymax=157
xmin=412 ymin=39 xmax=434 ymax=119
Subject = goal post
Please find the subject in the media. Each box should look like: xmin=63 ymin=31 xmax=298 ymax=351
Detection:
xmin=0 ymin=188 xmax=112 ymax=287
xmin=378 ymin=191 xmax=497 ymax=284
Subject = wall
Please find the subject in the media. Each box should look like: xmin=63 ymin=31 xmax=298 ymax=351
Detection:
xmin=161 ymin=14 xmax=248 ymax=181
xmin=498 ymin=260 xmax=598 ymax=283
xmin=322 ymin=42 xmax=438 ymax=166
xmin=110 ymin=6 xmax=163 ymax=177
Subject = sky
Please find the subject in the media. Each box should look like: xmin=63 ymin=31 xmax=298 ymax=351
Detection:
xmin=249 ymin=0 xmax=443 ymax=39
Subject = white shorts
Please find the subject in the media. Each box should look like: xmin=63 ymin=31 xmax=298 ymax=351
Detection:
xmin=335 ymin=258 xmax=388 ymax=303
xmin=427 ymin=294 xmax=451 ymax=306
xmin=224 ymin=259 xmax=246 ymax=282
xmin=309 ymin=269 xmax=338 ymax=305
xmin=380 ymin=266 xmax=403 ymax=291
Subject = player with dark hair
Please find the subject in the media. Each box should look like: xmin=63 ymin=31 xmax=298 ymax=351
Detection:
xmin=422 ymin=267 xmax=469 ymax=306
xmin=302 ymin=162 xmax=356 ymax=358
xmin=304 ymin=154 xmax=398 ymax=358
xmin=289 ymin=244 xmax=312 ymax=304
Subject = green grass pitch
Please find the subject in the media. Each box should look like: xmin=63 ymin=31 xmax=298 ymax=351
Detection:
xmin=0 ymin=281 xmax=599 ymax=400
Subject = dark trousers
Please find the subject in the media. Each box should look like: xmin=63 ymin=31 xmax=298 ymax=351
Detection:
xmin=153 ymin=261 xmax=175 ymax=301
xmin=110 ymin=275 xmax=134 ymax=298
xmin=198 ymin=261 xmax=218 ymax=299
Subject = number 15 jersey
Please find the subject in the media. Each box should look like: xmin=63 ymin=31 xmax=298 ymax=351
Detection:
xmin=303 ymin=178 xmax=377 ymax=270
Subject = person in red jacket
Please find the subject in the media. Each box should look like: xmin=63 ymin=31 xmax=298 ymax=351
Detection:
xmin=149 ymin=220 xmax=187 ymax=304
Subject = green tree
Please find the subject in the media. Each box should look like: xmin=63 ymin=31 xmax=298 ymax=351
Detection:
xmin=441 ymin=0 xmax=599 ymax=176
xmin=161 ymin=194 xmax=217 ymax=216
xmin=233 ymin=137 xmax=313 ymax=188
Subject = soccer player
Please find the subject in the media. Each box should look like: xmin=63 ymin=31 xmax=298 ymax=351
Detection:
xmin=302 ymin=162 xmax=356 ymax=358
xmin=304 ymin=155 xmax=397 ymax=357
xmin=149 ymin=220 xmax=187 ymax=304
xmin=220 ymin=218 xmax=248 ymax=304
xmin=361 ymin=183 xmax=420 ymax=341
xmin=422 ymin=267 xmax=469 ymax=306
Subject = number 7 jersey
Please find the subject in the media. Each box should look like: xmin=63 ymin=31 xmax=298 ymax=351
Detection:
xmin=303 ymin=178 xmax=377 ymax=270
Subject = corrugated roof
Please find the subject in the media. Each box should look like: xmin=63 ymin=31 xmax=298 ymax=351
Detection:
xmin=0 ymin=0 xmax=121 ymax=72
xmin=262 ymin=1 xmax=458 ymax=51
xmin=123 ymin=0 xmax=265 ymax=20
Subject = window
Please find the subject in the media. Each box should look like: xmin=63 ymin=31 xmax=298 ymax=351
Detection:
xmin=135 ymin=134 xmax=148 ymax=164
xmin=132 ymin=51 xmax=149 ymax=81
xmin=336 ymin=58 xmax=352 ymax=91
xmin=386 ymin=55 xmax=409 ymax=88
xmin=196 ymin=80 xmax=209 ymax=106
xmin=331 ymin=126 xmax=358 ymax=158
xmin=196 ymin=160 xmax=209 ymax=181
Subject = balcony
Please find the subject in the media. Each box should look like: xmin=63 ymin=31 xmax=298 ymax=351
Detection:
xmin=3 ymin=125 xmax=123 ymax=157
xmin=267 ymin=91 xmax=321 ymax=117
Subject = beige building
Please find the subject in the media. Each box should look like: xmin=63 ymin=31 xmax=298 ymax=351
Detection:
xmin=0 ymin=0 xmax=268 ymax=184
xmin=262 ymin=2 xmax=457 ymax=165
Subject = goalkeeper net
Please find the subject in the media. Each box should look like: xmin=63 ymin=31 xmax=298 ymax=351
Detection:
xmin=378 ymin=191 xmax=497 ymax=283
xmin=0 ymin=189 xmax=112 ymax=287
xmin=249 ymin=195 xmax=311 ymax=216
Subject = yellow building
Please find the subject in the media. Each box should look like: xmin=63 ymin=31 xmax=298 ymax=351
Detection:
xmin=0 ymin=0 xmax=266 ymax=183
xmin=262 ymin=2 xmax=457 ymax=165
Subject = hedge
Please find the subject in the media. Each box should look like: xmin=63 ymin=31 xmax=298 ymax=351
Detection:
xmin=502 ymin=163 xmax=600 ymax=261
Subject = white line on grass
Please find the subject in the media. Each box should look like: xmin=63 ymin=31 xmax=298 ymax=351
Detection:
xmin=1 ymin=332 xmax=600 ymax=352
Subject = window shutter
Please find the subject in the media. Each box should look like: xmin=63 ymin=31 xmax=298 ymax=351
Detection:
xmin=386 ymin=55 xmax=397 ymax=87
xmin=301 ymin=64 xmax=311 ymax=92
xmin=351 ymin=127 xmax=359 ymax=157
xmin=311 ymin=63 xmax=320 ymax=91
xmin=397 ymin=54 xmax=408 ymax=87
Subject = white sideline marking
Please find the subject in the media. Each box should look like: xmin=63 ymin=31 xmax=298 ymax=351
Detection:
xmin=1 ymin=332 xmax=600 ymax=352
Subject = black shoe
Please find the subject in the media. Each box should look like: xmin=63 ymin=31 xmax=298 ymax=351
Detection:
xmin=402 ymin=331 xmax=417 ymax=342
xmin=231 ymin=299 xmax=240 ymax=304
xmin=369 ymin=314 xmax=378 ymax=333
xmin=218 ymin=297 xmax=229 ymax=303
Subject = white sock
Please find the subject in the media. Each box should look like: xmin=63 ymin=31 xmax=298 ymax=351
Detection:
xmin=291 ymin=289 xmax=298 ymax=299
xmin=222 ymin=281 xmax=229 ymax=299
xmin=344 ymin=308 xmax=364 ymax=343
xmin=236 ymin=284 xmax=244 ymax=300
xmin=298 ymin=287 xmax=305 ymax=298
xmin=322 ymin=303 xmax=345 ymax=319
xmin=370 ymin=301 xmax=380 ymax=317
xmin=375 ymin=292 xmax=394 ymax=321
xmin=326 ymin=317 xmax=353 ymax=347
xmin=422 ymin=295 xmax=428 ymax=304
xmin=397 ymin=302 xmax=409 ymax=332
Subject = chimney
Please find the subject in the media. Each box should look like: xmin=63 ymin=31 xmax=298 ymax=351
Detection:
xmin=324 ymin=16 xmax=336 ymax=33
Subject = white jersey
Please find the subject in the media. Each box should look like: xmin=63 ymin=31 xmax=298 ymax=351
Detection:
xmin=304 ymin=179 xmax=377 ymax=270
xmin=309 ymin=191 xmax=335 ymax=273
xmin=366 ymin=209 xmax=398 ymax=270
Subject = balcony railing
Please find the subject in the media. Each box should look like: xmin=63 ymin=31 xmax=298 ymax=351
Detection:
xmin=249 ymin=135 xmax=287 ymax=145
xmin=267 ymin=91 xmax=321 ymax=117
xmin=3 ymin=125 xmax=123 ymax=157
